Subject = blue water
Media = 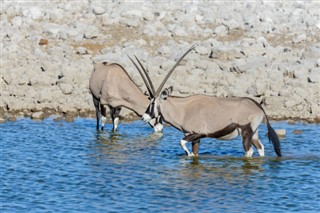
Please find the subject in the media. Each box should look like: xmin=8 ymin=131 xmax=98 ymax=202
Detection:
xmin=1 ymin=118 xmax=319 ymax=212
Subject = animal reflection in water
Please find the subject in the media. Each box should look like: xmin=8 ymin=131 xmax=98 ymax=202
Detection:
xmin=93 ymin=130 xmax=163 ymax=162
xmin=177 ymin=156 xmax=266 ymax=182
xmin=131 ymin=44 xmax=282 ymax=158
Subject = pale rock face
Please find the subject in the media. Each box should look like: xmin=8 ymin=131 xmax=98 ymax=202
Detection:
xmin=0 ymin=1 xmax=319 ymax=121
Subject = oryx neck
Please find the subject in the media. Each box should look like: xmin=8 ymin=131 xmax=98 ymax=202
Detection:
xmin=159 ymin=97 xmax=185 ymax=131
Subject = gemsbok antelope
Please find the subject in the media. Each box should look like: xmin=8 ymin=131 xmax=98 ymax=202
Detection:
xmin=135 ymin=47 xmax=282 ymax=158
xmin=89 ymin=62 xmax=163 ymax=132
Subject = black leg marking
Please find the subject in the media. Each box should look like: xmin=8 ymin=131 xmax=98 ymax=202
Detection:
xmin=93 ymin=96 xmax=100 ymax=130
xmin=110 ymin=107 xmax=121 ymax=132
xmin=183 ymin=133 xmax=206 ymax=141
xmin=240 ymin=124 xmax=254 ymax=153
xmin=251 ymin=139 xmax=262 ymax=150
xmin=192 ymin=139 xmax=200 ymax=156
xmin=100 ymin=104 xmax=107 ymax=131
xmin=109 ymin=106 xmax=115 ymax=131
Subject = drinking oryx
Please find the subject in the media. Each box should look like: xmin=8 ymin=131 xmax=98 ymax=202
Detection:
xmin=134 ymin=50 xmax=282 ymax=158
xmin=89 ymin=62 xmax=163 ymax=132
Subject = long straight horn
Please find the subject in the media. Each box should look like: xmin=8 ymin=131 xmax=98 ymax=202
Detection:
xmin=134 ymin=55 xmax=156 ymax=96
xmin=127 ymin=55 xmax=154 ymax=98
xmin=155 ymin=44 xmax=197 ymax=97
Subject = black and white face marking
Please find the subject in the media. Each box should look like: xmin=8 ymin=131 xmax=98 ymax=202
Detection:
xmin=142 ymin=98 xmax=159 ymax=122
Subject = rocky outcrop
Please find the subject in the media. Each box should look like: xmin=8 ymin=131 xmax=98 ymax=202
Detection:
xmin=1 ymin=1 xmax=319 ymax=122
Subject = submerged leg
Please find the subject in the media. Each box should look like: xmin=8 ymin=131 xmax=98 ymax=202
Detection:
xmin=93 ymin=96 xmax=100 ymax=130
xmin=100 ymin=104 xmax=107 ymax=131
xmin=241 ymin=124 xmax=254 ymax=157
xmin=251 ymin=131 xmax=265 ymax=157
xmin=110 ymin=107 xmax=121 ymax=132
xmin=180 ymin=139 xmax=192 ymax=156
xmin=113 ymin=107 xmax=121 ymax=132
xmin=191 ymin=139 xmax=200 ymax=156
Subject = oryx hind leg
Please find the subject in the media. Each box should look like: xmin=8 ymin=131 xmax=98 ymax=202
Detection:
xmin=251 ymin=131 xmax=265 ymax=157
xmin=250 ymin=114 xmax=264 ymax=156
xmin=241 ymin=124 xmax=254 ymax=157
xmin=100 ymin=104 xmax=107 ymax=131
xmin=109 ymin=106 xmax=121 ymax=132
xmin=93 ymin=96 xmax=100 ymax=130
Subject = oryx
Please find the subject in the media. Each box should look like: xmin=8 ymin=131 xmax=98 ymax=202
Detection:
xmin=135 ymin=49 xmax=282 ymax=158
xmin=89 ymin=62 xmax=162 ymax=132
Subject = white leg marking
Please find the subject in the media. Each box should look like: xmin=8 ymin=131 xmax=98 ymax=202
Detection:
xmin=142 ymin=114 xmax=151 ymax=122
xmin=252 ymin=131 xmax=265 ymax=157
xmin=245 ymin=147 xmax=254 ymax=157
xmin=153 ymin=123 xmax=163 ymax=132
xmin=257 ymin=142 xmax=265 ymax=156
xmin=114 ymin=117 xmax=119 ymax=131
xmin=180 ymin=140 xmax=191 ymax=156
xmin=101 ymin=116 xmax=107 ymax=129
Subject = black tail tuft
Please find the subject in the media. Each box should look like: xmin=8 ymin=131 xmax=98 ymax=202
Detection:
xmin=267 ymin=122 xmax=282 ymax=157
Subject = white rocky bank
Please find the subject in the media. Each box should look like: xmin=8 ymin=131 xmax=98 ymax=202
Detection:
xmin=1 ymin=1 xmax=319 ymax=122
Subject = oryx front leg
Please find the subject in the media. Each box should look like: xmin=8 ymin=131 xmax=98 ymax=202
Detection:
xmin=180 ymin=139 xmax=194 ymax=156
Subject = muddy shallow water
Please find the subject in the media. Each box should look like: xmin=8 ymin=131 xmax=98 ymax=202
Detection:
xmin=1 ymin=118 xmax=319 ymax=212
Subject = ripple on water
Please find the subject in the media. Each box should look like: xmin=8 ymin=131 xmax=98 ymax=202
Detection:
xmin=1 ymin=119 xmax=319 ymax=212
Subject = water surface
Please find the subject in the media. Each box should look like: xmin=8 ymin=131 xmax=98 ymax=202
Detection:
xmin=1 ymin=118 xmax=319 ymax=212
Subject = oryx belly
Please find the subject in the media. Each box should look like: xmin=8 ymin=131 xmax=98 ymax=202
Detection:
xmin=218 ymin=128 xmax=241 ymax=140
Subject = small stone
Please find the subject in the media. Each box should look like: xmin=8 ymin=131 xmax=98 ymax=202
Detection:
xmin=213 ymin=25 xmax=228 ymax=36
xmin=287 ymin=120 xmax=296 ymax=124
xmin=275 ymin=129 xmax=286 ymax=137
xmin=293 ymin=33 xmax=307 ymax=43
xmin=64 ymin=115 xmax=75 ymax=122
xmin=76 ymin=46 xmax=88 ymax=55
xmin=293 ymin=130 xmax=303 ymax=134
xmin=92 ymin=6 xmax=105 ymax=15
xmin=53 ymin=116 xmax=64 ymax=122
xmin=59 ymin=83 xmax=73 ymax=95
xmin=8 ymin=116 xmax=17 ymax=122
xmin=39 ymin=38 xmax=48 ymax=45
xmin=0 ymin=117 xmax=6 ymax=123
xmin=31 ymin=111 xmax=44 ymax=120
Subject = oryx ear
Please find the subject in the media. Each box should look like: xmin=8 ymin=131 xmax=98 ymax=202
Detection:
xmin=160 ymin=86 xmax=173 ymax=100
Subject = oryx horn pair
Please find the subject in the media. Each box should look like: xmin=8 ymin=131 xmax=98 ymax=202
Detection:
xmin=127 ymin=44 xmax=197 ymax=99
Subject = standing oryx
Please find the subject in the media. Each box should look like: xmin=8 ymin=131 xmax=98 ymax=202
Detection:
xmin=89 ymin=62 xmax=163 ymax=132
xmin=134 ymin=47 xmax=282 ymax=158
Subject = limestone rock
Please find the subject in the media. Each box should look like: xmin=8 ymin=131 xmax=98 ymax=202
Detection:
xmin=275 ymin=129 xmax=286 ymax=137
xmin=59 ymin=83 xmax=73 ymax=95
xmin=31 ymin=111 xmax=44 ymax=120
